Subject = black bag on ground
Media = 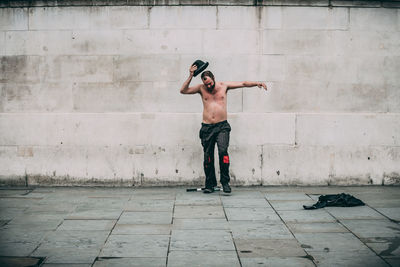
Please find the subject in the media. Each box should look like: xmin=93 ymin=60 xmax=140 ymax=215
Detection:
xmin=303 ymin=193 xmax=365 ymax=210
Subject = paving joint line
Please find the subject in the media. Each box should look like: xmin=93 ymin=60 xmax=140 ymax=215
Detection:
xmin=166 ymin=192 xmax=176 ymax=266
xmin=220 ymin=192 xmax=242 ymax=267
xmin=306 ymin=191 xmax=393 ymax=266
xmin=323 ymin=208 xmax=393 ymax=267
xmin=230 ymin=231 xmax=243 ymax=267
xmin=366 ymin=203 xmax=400 ymax=224
xmin=264 ymin=193 xmax=318 ymax=267
xmin=27 ymin=216 xmax=66 ymax=259
xmin=94 ymin=209 xmax=125 ymax=266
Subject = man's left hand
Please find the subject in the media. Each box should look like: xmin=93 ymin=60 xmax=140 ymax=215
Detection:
xmin=257 ymin=82 xmax=267 ymax=90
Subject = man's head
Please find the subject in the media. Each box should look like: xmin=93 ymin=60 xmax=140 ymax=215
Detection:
xmin=201 ymin=71 xmax=215 ymax=91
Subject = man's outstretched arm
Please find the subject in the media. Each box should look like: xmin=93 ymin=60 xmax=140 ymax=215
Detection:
xmin=180 ymin=65 xmax=202 ymax=94
xmin=225 ymin=81 xmax=267 ymax=90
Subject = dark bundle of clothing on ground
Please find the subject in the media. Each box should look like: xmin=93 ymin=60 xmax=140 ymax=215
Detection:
xmin=303 ymin=193 xmax=365 ymax=210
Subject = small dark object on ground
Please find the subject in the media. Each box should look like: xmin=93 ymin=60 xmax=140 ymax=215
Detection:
xmin=186 ymin=186 xmax=221 ymax=192
xmin=303 ymin=193 xmax=365 ymax=210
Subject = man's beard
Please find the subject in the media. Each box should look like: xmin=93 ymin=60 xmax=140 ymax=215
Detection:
xmin=206 ymin=80 xmax=215 ymax=92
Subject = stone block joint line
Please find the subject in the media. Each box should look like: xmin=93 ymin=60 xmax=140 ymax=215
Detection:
xmin=264 ymin=194 xmax=318 ymax=267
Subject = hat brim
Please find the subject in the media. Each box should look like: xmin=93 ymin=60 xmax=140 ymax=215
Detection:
xmin=194 ymin=62 xmax=209 ymax=77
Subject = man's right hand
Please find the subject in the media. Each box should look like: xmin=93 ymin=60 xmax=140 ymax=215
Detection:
xmin=190 ymin=64 xmax=198 ymax=77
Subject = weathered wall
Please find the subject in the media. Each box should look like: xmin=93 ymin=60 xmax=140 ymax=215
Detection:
xmin=0 ymin=2 xmax=399 ymax=186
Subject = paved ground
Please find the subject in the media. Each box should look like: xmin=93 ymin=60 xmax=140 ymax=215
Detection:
xmin=0 ymin=185 xmax=399 ymax=267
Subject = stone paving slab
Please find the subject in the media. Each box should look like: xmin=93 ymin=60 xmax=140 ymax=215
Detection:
xmin=310 ymin=250 xmax=390 ymax=267
xmin=100 ymin=234 xmax=170 ymax=258
xmin=73 ymin=198 xmax=129 ymax=210
xmin=0 ymin=227 xmax=47 ymax=243
xmin=173 ymin=205 xmax=225 ymax=219
xmin=220 ymin=190 xmax=264 ymax=199
xmin=172 ymin=218 xmax=229 ymax=230
xmin=1 ymin=221 xmax=60 ymax=231
xmin=265 ymin=193 xmax=312 ymax=201
xmin=286 ymin=222 xmax=349 ymax=233
xmin=235 ymin=238 xmax=307 ymax=257
xmin=294 ymin=233 xmax=372 ymax=252
xmin=37 ymin=230 xmax=109 ymax=249
xmin=35 ymin=200 xmax=85 ymax=209
xmin=66 ymin=209 xmax=122 ymax=220
xmin=224 ymin=207 xmax=281 ymax=221
xmin=7 ymin=214 xmax=64 ymax=225
xmin=0 ymin=257 xmax=44 ymax=267
xmin=167 ymin=251 xmax=240 ymax=267
xmin=0 ymin=190 xmax=32 ymax=196
xmin=0 ymin=198 xmax=36 ymax=208
xmin=112 ymin=224 xmax=171 ymax=235
xmin=221 ymin=197 xmax=271 ymax=208
xmin=0 ymin=207 xmax=27 ymax=220
xmin=118 ymin=211 xmax=172 ymax=224
xmin=229 ymin=221 xmax=293 ymax=239
xmin=1 ymin=186 xmax=400 ymax=266
xmin=385 ymin=258 xmax=400 ymax=266
xmin=366 ymin=239 xmax=400 ymax=258
xmin=170 ymin=229 xmax=235 ymax=251
xmin=220 ymin=191 xmax=264 ymax=199
xmin=376 ymin=207 xmax=400 ymax=221
xmin=57 ymin=219 xmax=116 ymax=231
xmin=0 ymin=242 xmax=39 ymax=257
xmin=269 ymin=200 xmax=314 ymax=211
xmin=325 ymin=206 xmax=387 ymax=220
xmin=366 ymin=199 xmax=400 ymax=208
xmin=340 ymin=219 xmax=400 ymax=238
xmin=93 ymin=257 xmax=166 ymax=267
xmin=240 ymin=257 xmax=315 ymax=267
xmin=175 ymin=193 xmax=221 ymax=205
xmin=277 ymin=209 xmax=336 ymax=223
xmin=124 ymin=199 xmax=175 ymax=211
xmin=33 ymin=247 xmax=101 ymax=264
xmin=132 ymin=191 xmax=176 ymax=200
xmin=27 ymin=204 xmax=76 ymax=213
xmin=175 ymin=196 xmax=221 ymax=206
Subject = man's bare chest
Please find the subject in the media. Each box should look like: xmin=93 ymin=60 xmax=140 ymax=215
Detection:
xmin=202 ymin=88 xmax=227 ymax=103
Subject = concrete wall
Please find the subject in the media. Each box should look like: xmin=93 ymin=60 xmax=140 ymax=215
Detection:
xmin=0 ymin=2 xmax=399 ymax=186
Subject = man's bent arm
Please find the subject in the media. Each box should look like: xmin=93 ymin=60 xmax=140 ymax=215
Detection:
xmin=180 ymin=75 xmax=201 ymax=94
xmin=180 ymin=65 xmax=201 ymax=94
xmin=226 ymin=81 xmax=267 ymax=90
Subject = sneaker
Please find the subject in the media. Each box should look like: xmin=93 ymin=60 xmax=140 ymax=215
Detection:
xmin=203 ymin=187 xmax=214 ymax=194
xmin=222 ymin=183 xmax=231 ymax=193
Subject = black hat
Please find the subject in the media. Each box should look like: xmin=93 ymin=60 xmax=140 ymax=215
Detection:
xmin=192 ymin=60 xmax=209 ymax=77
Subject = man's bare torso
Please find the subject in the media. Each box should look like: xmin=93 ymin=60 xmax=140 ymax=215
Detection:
xmin=199 ymin=82 xmax=228 ymax=124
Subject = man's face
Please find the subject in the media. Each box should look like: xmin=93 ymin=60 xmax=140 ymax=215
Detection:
xmin=202 ymin=76 xmax=215 ymax=91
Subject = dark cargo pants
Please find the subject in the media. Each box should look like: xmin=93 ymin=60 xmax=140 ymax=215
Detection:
xmin=199 ymin=120 xmax=231 ymax=189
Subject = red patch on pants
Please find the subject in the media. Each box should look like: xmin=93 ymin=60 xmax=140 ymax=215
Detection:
xmin=223 ymin=155 xmax=229 ymax=164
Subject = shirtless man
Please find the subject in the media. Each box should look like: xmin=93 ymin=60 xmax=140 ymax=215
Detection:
xmin=180 ymin=64 xmax=267 ymax=193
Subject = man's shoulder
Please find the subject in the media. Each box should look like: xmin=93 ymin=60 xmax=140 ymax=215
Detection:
xmin=198 ymin=83 xmax=206 ymax=94
xmin=217 ymin=81 xmax=228 ymax=87
xmin=218 ymin=82 xmax=229 ymax=91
